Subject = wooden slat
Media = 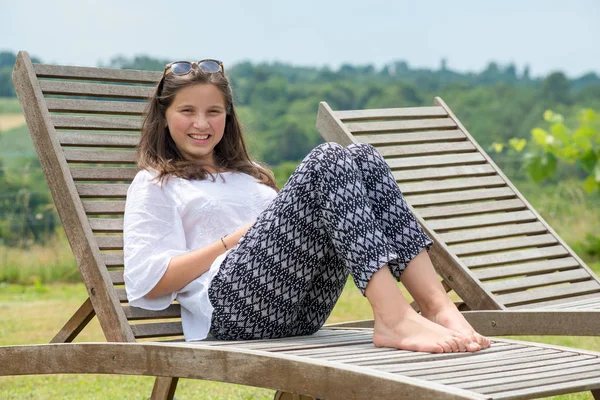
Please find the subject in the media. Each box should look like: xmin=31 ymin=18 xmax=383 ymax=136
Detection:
xmin=496 ymin=281 xmax=600 ymax=307
xmin=34 ymin=63 xmax=161 ymax=83
xmin=70 ymin=167 xmax=137 ymax=181
xmin=58 ymin=132 xmax=139 ymax=148
xmin=437 ymin=222 xmax=547 ymax=244
xmin=116 ymin=288 xmax=128 ymax=302
xmin=406 ymin=187 xmax=516 ymax=207
xmin=462 ymin=245 xmax=569 ymax=268
xmin=510 ymin=293 xmax=600 ymax=310
xmin=484 ymin=269 xmax=593 ymax=293
xmin=428 ymin=210 xmax=537 ymax=231
xmin=102 ymin=252 xmax=124 ymax=267
xmin=40 ymin=80 xmax=153 ymax=99
xmin=448 ymin=234 xmax=558 ymax=257
xmin=418 ymin=199 xmax=526 ymax=220
xmin=96 ymin=235 xmax=124 ymax=250
xmin=335 ymin=106 xmax=447 ymax=121
xmin=358 ymin=130 xmax=464 ymax=145
xmin=77 ymin=184 xmax=130 ymax=198
xmin=399 ymin=176 xmax=506 ymax=196
xmin=347 ymin=118 xmax=456 ymax=134
xmin=130 ymin=322 xmax=184 ymax=338
xmin=108 ymin=269 xmax=124 ymax=285
xmin=53 ymin=115 xmax=142 ymax=131
xmin=46 ymin=98 xmax=147 ymax=115
xmin=88 ymin=218 xmax=123 ymax=232
xmin=377 ymin=141 xmax=475 ymax=158
xmin=393 ymin=164 xmax=496 ymax=182
xmin=64 ymin=149 xmax=136 ymax=164
xmin=123 ymin=304 xmax=181 ymax=320
xmin=387 ymin=152 xmax=486 ymax=169
xmin=83 ymin=201 xmax=126 ymax=215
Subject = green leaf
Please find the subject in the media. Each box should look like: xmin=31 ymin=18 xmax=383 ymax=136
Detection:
xmin=531 ymin=128 xmax=549 ymax=147
xmin=583 ymin=176 xmax=598 ymax=193
xmin=543 ymin=109 xmax=564 ymax=123
xmin=580 ymin=149 xmax=598 ymax=173
xmin=508 ymin=138 xmax=527 ymax=152
xmin=577 ymin=108 xmax=596 ymax=124
xmin=550 ymin=123 xmax=569 ymax=144
xmin=595 ymin=161 xmax=600 ymax=182
xmin=524 ymin=152 xmax=555 ymax=182
xmin=557 ymin=145 xmax=580 ymax=162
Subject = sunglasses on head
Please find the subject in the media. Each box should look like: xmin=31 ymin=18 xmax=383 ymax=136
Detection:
xmin=163 ymin=59 xmax=224 ymax=77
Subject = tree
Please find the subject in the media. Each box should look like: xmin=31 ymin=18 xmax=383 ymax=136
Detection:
xmin=541 ymin=72 xmax=571 ymax=105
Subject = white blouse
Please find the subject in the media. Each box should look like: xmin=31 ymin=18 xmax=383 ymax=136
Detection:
xmin=123 ymin=169 xmax=277 ymax=341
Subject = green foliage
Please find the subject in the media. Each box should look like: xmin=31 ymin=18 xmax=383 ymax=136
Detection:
xmin=0 ymin=97 xmax=22 ymax=113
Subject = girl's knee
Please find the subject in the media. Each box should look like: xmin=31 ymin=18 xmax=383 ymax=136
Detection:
xmin=347 ymin=142 xmax=378 ymax=158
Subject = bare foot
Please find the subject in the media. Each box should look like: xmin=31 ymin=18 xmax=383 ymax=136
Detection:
xmin=373 ymin=312 xmax=470 ymax=353
xmin=423 ymin=306 xmax=491 ymax=350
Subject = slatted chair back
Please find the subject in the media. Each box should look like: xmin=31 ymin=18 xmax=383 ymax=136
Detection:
xmin=317 ymin=99 xmax=600 ymax=311
xmin=13 ymin=51 xmax=184 ymax=342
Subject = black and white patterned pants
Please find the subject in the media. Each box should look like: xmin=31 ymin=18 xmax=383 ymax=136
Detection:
xmin=208 ymin=142 xmax=433 ymax=340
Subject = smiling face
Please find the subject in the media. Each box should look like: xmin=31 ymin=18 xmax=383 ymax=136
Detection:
xmin=164 ymin=83 xmax=227 ymax=171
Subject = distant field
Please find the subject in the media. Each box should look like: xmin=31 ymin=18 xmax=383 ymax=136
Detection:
xmin=0 ymin=97 xmax=22 ymax=114
xmin=0 ymin=113 xmax=25 ymax=132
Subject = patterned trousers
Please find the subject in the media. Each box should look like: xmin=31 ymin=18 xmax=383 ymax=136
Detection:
xmin=208 ymin=142 xmax=433 ymax=340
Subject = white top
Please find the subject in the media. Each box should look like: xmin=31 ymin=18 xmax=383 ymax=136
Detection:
xmin=123 ymin=169 xmax=277 ymax=341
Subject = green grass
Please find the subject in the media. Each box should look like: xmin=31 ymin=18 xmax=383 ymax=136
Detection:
xmin=0 ymin=97 xmax=21 ymax=114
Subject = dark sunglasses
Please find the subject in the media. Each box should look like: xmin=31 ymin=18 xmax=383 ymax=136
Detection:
xmin=163 ymin=60 xmax=224 ymax=77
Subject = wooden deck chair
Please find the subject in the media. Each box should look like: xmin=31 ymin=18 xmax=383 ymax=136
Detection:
xmin=4 ymin=50 xmax=600 ymax=400
xmin=316 ymin=100 xmax=600 ymax=337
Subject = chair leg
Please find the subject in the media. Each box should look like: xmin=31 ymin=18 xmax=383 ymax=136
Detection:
xmin=273 ymin=391 xmax=318 ymax=400
xmin=150 ymin=377 xmax=178 ymax=400
xmin=50 ymin=297 xmax=95 ymax=343
xmin=591 ymin=389 xmax=599 ymax=400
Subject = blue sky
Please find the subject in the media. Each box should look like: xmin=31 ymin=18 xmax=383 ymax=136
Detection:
xmin=1 ymin=0 xmax=598 ymax=78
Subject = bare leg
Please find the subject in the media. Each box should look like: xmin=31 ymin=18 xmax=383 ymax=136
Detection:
xmin=400 ymin=250 xmax=491 ymax=350
xmin=366 ymin=265 xmax=471 ymax=353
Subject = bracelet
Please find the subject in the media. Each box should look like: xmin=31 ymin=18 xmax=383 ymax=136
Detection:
xmin=220 ymin=236 xmax=228 ymax=250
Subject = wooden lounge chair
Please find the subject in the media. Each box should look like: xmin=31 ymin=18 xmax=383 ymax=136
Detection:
xmin=316 ymin=100 xmax=600 ymax=336
xmin=4 ymin=50 xmax=600 ymax=400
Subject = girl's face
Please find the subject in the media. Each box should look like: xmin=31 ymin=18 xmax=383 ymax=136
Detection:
xmin=165 ymin=83 xmax=227 ymax=170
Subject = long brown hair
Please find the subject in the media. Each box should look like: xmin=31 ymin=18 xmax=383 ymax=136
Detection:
xmin=137 ymin=67 xmax=277 ymax=190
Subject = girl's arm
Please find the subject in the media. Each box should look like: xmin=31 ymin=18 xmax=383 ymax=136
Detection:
xmin=145 ymin=221 xmax=253 ymax=299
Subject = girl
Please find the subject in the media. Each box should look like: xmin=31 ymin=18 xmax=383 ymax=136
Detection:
xmin=124 ymin=60 xmax=490 ymax=353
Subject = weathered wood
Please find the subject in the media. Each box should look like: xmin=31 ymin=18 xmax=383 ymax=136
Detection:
xmin=472 ymin=257 xmax=580 ymax=281
xmin=418 ymin=199 xmax=526 ymax=220
xmin=437 ymin=222 xmax=547 ymax=245
xmin=428 ymin=210 xmax=537 ymax=232
xmin=358 ymin=130 xmax=465 ymax=145
xmin=123 ymin=304 xmax=181 ymax=320
xmin=484 ymin=269 xmax=593 ymax=293
xmin=46 ymin=98 xmax=147 ymax=115
xmin=70 ymin=167 xmax=137 ymax=181
xmin=0 ymin=342 xmax=491 ymax=400
xmin=96 ymin=235 xmax=124 ymax=250
xmin=84 ymin=201 xmax=126 ymax=215
xmin=39 ymin=80 xmax=154 ymax=99
xmin=462 ymin=309 xmax=600 ymax=335
xmin=387 ymin=153 xmax=486 ymax=169
xmin=108 ymin=269 xmax=124 ymax=284
xmin=316 ymin=103 xmax=356 ymax=147
xmin=89 ymin=218 xmax=124 ymax=232
xmin=406 ymin=187 xmax=516 ymax=207
xmin=34 ymin=63 xmax=161 ymax=83
xmin=77 ymin=184 xmax=130 ymax=198
xmin=130 ymin=322 xmax=184 ymax=338
xmin=104 ymin=253 xmax=125 ymax=268
xmin=58 ymin=132 xmax=139 ymax=148
xmin=448 ymin=234 xmax=557 ymax=257
xmin=151 ymin=377 xmax=178 ymax=400
xmin=64 ymin=149 xmax=137 ymax=164
xmin=496 ymin=281 xmax=600 ymax=307
xmin=13 ymin=51 xmax=134 ymax=342
xmin=335 ymin=106 xmax=447 ymax=121
xmin=400 ymin=176 xmax=506 ymax=196
xmin=53 ymin=115 xmax=143 ymax=131
xmin=347 ymin=118 xmax=456 ymax=133
xmin=377 ymin=141 xmax=475 ymax=158
xmin=50 ymin=298 xmax=96 ymax=343
xmin=393 ymin=164 xmax=496 ymax=182
xmin=462 ymin=245 xmax=569 ymax=268
xmin=510 ymin=293 xmax=600 ymax=310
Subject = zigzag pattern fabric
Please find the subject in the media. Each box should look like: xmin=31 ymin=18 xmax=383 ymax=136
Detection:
xmin=208 ymin=143 xmax=432 ymax=340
